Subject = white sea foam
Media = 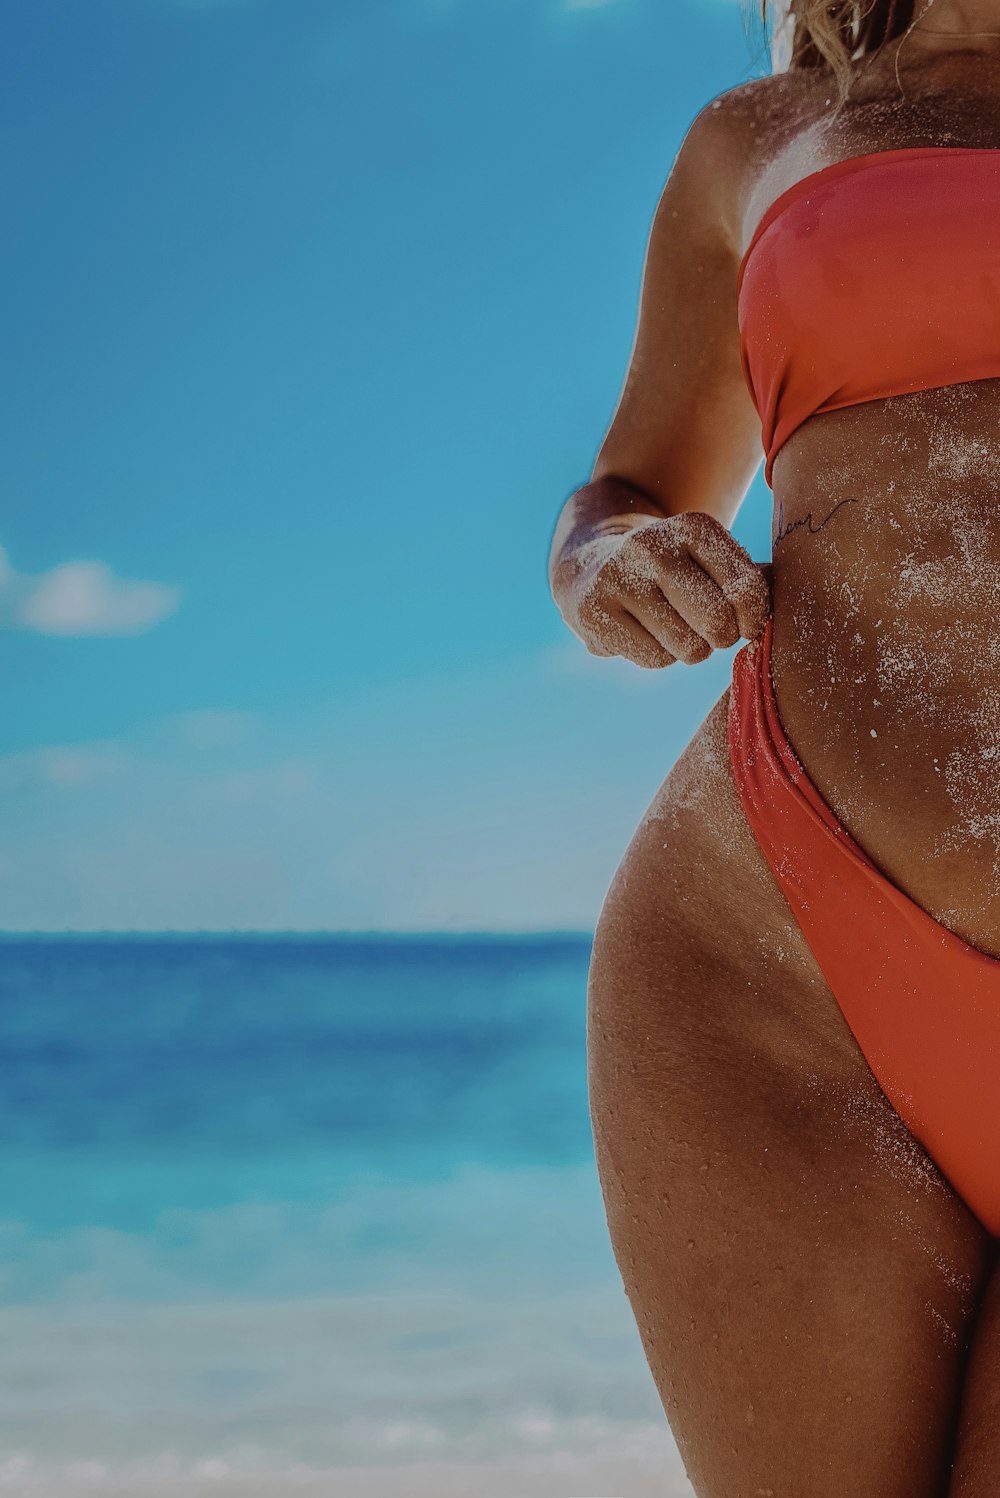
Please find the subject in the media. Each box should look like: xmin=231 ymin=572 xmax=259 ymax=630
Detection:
xmin=0 ymin=1290 xmax=688 ymax=1496
xmin=0 ymin=1162 xmax=691 ymax=1495
xmin=0 ymin=1441 xmax=693 ymax=1498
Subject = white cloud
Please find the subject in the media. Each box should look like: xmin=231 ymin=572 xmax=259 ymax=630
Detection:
xmin=157 ymin=709 xmax=257 ymax=749
xmin=0 ymin=546 xmax=180 ymax=637
xmin=0 ymin=742 xmax=129 ymax=789
xmin=0 ymin=633 xmax=741 ymax=930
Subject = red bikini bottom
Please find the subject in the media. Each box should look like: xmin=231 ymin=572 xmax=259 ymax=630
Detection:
xmin=727 ymin=614 xmax=1000 ymax=1236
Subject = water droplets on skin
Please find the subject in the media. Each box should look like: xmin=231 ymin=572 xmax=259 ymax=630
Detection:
xmin=803 ymin=1072 xmax=951 ymax=1205
xmin=800 ymin=1067 xmax=979 ymax=1341
xmin=598 ymin=132 xmax=1000 ymax=1420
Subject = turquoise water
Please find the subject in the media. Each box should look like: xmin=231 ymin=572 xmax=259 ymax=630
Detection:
xmin=0 ymin=935 xmax=690 ymax=1496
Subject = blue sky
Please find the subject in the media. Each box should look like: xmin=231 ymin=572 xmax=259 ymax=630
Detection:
xmin=2 ymin=0 xmax=772 ymax=931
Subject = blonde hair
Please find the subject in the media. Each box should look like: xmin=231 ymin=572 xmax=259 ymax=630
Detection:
xmin=758 ymin=0 xmax=918 ymax=94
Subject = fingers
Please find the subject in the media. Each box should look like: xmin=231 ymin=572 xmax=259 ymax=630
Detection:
xmin=674 ymin=512 xmax=773 ymax=642
xmin=578 ymin=591 xmax=680 ymax=667
xmin=579 ymin=572 xmax=730 ymax=668
xmin=610 ymin=514 xmax=770 ymax=646
xmin=625 ymin=582 xmax=718 ymax=664
xmin=572 ymin=512 xmax=773 ymax=668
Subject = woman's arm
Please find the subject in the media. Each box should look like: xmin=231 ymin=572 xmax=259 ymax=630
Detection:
xmin=549 ymin=92 xmax=771 ymax=664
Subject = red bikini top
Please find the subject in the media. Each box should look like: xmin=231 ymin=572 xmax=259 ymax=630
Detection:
xmin=737 ymin=147 xmax=1000 ymax=487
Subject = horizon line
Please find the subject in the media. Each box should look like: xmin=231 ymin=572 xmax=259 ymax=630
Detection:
xmin=0 ymin=927 xmax=597 ymax=941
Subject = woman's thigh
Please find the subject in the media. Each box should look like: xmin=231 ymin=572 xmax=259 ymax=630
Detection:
xmin=588 ymin=690 xmax=993 ymax=1498
xmin=948 ymin=1251 xmax=1000 ymax=1496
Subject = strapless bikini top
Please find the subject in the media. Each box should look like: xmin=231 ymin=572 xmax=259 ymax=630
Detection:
xmin=737 ymin=147 xmax=1000 ymax=487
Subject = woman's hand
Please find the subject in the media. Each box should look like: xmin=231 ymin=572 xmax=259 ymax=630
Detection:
xmin=559 ymin=511 xmax=772 ymax=669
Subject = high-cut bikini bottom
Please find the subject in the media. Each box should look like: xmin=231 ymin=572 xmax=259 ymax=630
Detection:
xmin=727 ymin=614 xmax=1000 ymax=1237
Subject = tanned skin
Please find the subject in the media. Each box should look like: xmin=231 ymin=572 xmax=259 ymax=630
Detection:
xmin=548 ymin=15 xmax=1000 ymax=1496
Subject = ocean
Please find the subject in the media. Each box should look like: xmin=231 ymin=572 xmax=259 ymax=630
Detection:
xmin=0 ymin=935 xmax=694 ymax=1496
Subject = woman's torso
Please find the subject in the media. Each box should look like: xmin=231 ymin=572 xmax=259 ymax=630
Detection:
xmin=740 ymin=47 xmax=1000 ymax=959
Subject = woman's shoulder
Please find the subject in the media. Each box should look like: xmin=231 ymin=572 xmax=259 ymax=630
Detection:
xmin=682 ymin=71 xmax=831 ymax=168
xmin=670 ymin=72 xmax=833 ymax=232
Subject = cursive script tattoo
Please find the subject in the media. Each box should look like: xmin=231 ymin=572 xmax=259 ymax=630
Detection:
xmin=774 ymin=494 xmax=861 ymax=549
